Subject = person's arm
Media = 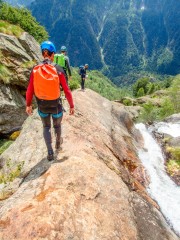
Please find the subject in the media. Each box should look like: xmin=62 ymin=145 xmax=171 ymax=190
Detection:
xmin=65 ymin=58 xmax=72 ymax=77
xmin=26 ymin=71 xmax=34 ymax=115
xmin=59 ymin=73 xmax=74 ymax=115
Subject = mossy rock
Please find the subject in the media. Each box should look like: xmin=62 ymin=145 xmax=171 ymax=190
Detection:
xmin=167 ymin=159 xmax=180 ymax=176
xmin=166 ymin=147 xmax=180 ymax=160
xmin=0 ymin=140 xmax=13 ymax=155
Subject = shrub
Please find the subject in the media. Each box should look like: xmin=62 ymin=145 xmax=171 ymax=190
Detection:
xmin=137 ymin=101 xmax=159 ymax=123
xmin=133 ymin=77 xmax=150 ymax=97
xmin=166 ymin=147 xmax=180 ymax=161
xmin=0 ymin=64 xmax=12 ymax=83
xmin=158 ymin=98 xmax=174 ymax=120
xmin=123 ymin=98 xmax=133 ymax=106
xmin=0 ymin=3 xmax=48 ymax=42
xmin=167 ymin=160 xmax=180 ymax=176
xmin=137 ymin=87 xmax=145 ymax=97
xmin=69 ymin=80 xmax=79 ymax=91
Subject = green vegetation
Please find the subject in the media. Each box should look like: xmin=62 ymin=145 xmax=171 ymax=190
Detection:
xmin=0 ymin=158 xmax=24 ymax=184
xmin=132 ymin=76 xmax=172 ymax=97
xmin=0 ymin=20 xmax=23 ymax=36
xmin=29 ymin=0 xmax=180 ymax=82
xmin=136 ymin=74 xmax=179 ymax=123
xmin=122 ymin=98 xmax=133 ymax=106
xmin=0 ymin=64 xmax=12 ymax=84
xmin=70 ymin=68 xmax=132 ymax=101
xmin=166 ymin=147 xmax=180 ymax=177
xmin=21 ymin=60 xmax=37 ymax=69
xmin=167 ymin=147 xmax=180 ymax=160
xmin=69 ymin=68 xmax=81 ymax=91
xmin=0 ymin=139 xmax=13 ymax=154
xmin=0 ymin=2 xmax=48 ymax=42
xmin=167 ymin=160 xmax=180 ymax=177
xmin=86 ymin=70 xmax=132 ymax=100
xmin=169 ymin=75 xmax=180 ymax=113
xmin=137 ymin=101 xmax=159 ymax=123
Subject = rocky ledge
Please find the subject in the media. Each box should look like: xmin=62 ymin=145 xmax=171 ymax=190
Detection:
xmin=0 ymin=90 xmax=179 ymax=240
xmin=0 ymin=32 xmax=42 ymax=135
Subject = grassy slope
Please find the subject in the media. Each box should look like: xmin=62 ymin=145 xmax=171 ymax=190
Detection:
xmin=70 ymin=68 xmax=132 ymax=101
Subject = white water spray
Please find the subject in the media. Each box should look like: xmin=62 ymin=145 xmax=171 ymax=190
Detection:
xmin=136 ymin=123 xmax=180 ymax=236
xmin=153 ymin=122 xmax=180 ymax=138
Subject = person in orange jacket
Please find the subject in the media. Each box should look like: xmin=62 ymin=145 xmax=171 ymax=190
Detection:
xmin=26 ymin=41 xmax=74 ymax=161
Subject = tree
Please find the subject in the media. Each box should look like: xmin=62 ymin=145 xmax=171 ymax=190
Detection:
xmin=137 ymin=87 xmax=145 ymax=97
xmin=133 ymin=77 xmax=150 ymax=97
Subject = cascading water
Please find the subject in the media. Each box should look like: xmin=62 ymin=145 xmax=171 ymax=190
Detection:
xmin=135 ymin=122 xmax=180 ymax=237
xmin=153 ymin=122 xmax=180 ymax=138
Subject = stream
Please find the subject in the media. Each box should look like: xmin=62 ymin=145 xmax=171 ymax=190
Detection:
xmin=135 ymin=122 xmax=180 ymax=236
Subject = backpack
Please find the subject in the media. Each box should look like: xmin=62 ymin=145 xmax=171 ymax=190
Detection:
xmin=33 ymin=63 xmax=60 ymax=101
xmin=54 ymin=53 xmax=66 ymax=69
xmin=78 ymin=65 xmax=84 ymax=75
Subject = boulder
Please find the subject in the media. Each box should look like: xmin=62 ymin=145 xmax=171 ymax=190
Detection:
xmin=165 ymin=113 xmax=180 ymax=123
xmin=0 ymin=32 xmax=42 ymax=135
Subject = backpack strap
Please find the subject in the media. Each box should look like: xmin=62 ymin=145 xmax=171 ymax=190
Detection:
xmin=55 ymin=55 xmax=58 ymax=64
xmin=52 ymin=62 xmax=65 ymax=76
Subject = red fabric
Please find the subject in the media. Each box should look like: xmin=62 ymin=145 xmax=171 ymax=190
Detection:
xmin=26 ymin=71 xmax=74 ymax=108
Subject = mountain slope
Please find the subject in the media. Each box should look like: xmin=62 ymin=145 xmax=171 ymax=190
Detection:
xmin=5 ymin=0 xmax=180 ymax=84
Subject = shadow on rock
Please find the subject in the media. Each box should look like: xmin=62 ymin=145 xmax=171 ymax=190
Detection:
xmin=21 ymin=155 xmax=69 ymax=184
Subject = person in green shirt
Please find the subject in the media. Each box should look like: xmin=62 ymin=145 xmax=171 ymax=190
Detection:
xmin=54 ymin=46 xmax=72 ymax=85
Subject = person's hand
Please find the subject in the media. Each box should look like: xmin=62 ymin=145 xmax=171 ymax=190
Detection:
xmin=69 ymin=108 xmax=74 ymax=115
xmin=26 ymin=106 xmax=33 ymax=115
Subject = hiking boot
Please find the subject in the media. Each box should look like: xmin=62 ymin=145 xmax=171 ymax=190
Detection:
xmin=55 ymin=137 xmax=63 ymax=150
xmin=47 ymin=150 xmax=54 ymax=161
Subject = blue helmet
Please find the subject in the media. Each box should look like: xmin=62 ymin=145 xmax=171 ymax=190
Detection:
xmin=61 ymin=45 xmax=67 ymax=52
xmin=41 ymin=41 xmax=56 ymax=53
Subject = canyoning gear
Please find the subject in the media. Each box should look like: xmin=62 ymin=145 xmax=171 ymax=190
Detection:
xmin=26 ymin=60 xmax=74 ymax=108
xmin=54 ymin=54 xmax=72 ymax=85
xmin=54 ymin=53 xmax=66 ymax=69
xmin=26 ymin=41 xmax=74 ymax=164
xmin=33 ymin=63 xmax=60 ymax=101
xmin=79 ymin=67 xmax=86 ymax=77
xmin=41 ymin=41 xmax=56 ymax=53
xmin=61 ymin=46 xmax=67 ymax=52
xmin=78 ymin=65 xmax=84 ymax=75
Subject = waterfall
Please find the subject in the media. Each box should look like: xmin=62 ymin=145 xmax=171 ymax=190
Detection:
xmin=135 ymin=123 xmax=180 ymax=236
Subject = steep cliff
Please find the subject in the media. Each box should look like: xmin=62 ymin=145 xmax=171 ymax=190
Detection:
xmin=0 ymin=31 xmax=42 ymax=135
xmin=26 ymin=0 xmax=180 ymax=84
xmin=0 ymin=90 xmax=179 ymax=240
